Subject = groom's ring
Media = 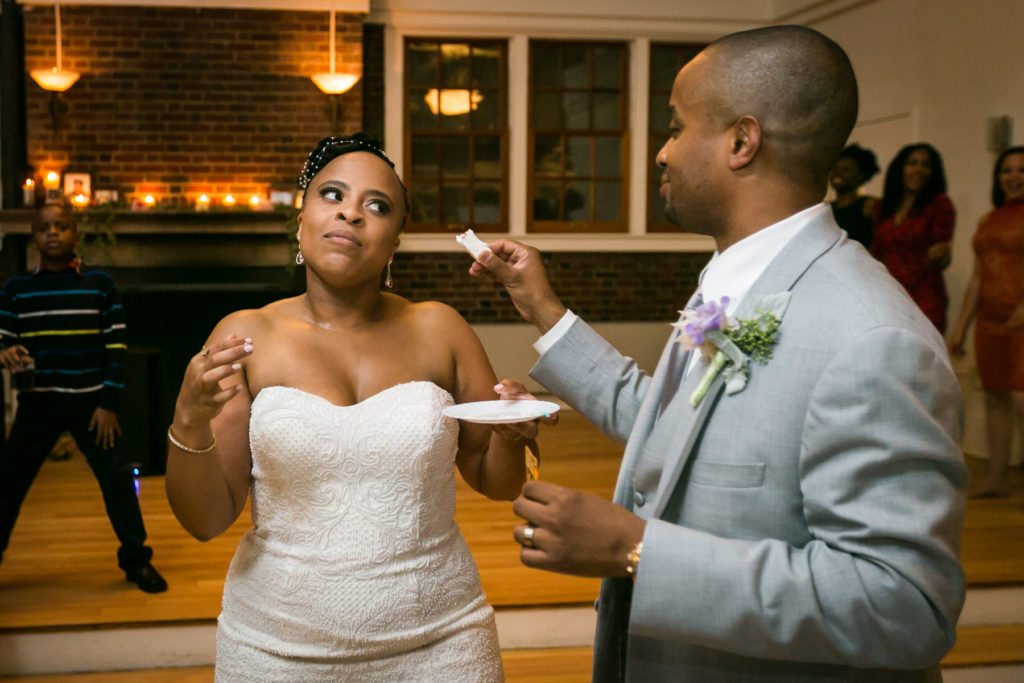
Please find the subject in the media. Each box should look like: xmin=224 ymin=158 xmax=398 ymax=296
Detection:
xmin=522 ymin=524 xmax=537 ymax=549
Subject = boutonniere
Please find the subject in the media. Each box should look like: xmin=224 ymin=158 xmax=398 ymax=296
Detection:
xmin=672 ymin=292 xmax=791 ymax=407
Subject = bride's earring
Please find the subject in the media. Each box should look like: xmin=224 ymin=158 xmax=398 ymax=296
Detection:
xmin=384 ymin=258 xmax=393 ymax=288
xmin=295 ymin=249 xmax=304 ymax=265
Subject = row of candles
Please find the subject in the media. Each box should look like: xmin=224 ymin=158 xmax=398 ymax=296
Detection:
xmin=23 ymin=172 xmax=302 ymax=211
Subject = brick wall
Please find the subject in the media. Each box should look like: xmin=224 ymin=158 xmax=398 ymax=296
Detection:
xmin=24 ymin=5 xmax=364 ymax=201
xmin=392 ymin=251 xmax=709 ymax=323
xmin=21 ymin=6 xmax=710 ymax=323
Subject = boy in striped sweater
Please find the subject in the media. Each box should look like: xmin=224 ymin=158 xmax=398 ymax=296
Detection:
xmin=0 ymin=205 xmax=166 ymax=593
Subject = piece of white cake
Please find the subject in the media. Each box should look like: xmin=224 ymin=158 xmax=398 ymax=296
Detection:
xmin=455 ymin=229 xmax=490 ymax=260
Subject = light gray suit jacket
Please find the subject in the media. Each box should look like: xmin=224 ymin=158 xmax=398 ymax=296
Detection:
xmin=531 ymin=213 xmax=967 ymax=682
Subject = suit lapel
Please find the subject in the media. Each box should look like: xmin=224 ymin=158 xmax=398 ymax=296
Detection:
xmin=611 ymin=289 xmax=703 ymax=508
xmin=650 ymin=216 xmax=844 ymax=518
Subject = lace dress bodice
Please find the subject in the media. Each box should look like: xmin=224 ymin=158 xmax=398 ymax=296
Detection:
xmin=216 ymin=381 xmax=502 ymax=682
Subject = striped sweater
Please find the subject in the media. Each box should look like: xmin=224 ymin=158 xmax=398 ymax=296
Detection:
xmin=0 ymin=261 xmax=126 ymax=410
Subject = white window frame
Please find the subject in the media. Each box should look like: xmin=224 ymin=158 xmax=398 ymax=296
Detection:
xmin=382 ymin=20 xmax=720 ymax=253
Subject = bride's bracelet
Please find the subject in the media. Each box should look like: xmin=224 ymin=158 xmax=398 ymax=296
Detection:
xmin=167 ymin=426 xmax=217 ymax=454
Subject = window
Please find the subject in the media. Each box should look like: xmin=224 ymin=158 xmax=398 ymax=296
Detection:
xmin=528 ymin=41 xmax=628 ymax=233
xmin=404 ymin=39 xmax=507 ymax=233
xmin=647 ymin=43 xmax=704 ymax=232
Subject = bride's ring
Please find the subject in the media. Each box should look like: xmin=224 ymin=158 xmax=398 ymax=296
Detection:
xmin=200 ymin=345 xmax=210 ymax=357
xmin=522 ymin=524 xmax=537 ymax=549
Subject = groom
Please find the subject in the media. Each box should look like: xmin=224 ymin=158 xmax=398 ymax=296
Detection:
xmin=473 ymin=25 xmax=966 ymax=682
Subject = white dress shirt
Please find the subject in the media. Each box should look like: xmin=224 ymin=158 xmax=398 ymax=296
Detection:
xmin=534 ymin=203 xmax=830 ymax=363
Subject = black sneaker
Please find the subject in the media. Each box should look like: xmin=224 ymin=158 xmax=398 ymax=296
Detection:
xmin=125 ymin=563 xmax=168 ymax=593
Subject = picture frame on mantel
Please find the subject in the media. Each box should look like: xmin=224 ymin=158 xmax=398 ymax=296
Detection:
xmin=64 ymin=172 xmax=91 ymax=201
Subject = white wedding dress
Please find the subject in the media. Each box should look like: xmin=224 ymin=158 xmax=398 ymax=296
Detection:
xmin=216 ymin=381 xmax=503 ymax=682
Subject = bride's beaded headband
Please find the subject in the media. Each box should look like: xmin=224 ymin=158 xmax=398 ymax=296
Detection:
xmin=298 ymin=133 xmax=395 ymax=190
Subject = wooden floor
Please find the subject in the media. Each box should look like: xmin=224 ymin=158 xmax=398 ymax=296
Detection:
xmin=0 ymin=408 xmax=1022 ymax=677
xmin=0 ymin=409 xmax=620 ymax=630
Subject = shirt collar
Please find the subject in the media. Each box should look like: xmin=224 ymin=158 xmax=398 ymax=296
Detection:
xmin=33 ymin=255 xmax=82 ymax=276
xmin=699 ymin=203 xmax=828 ymax=317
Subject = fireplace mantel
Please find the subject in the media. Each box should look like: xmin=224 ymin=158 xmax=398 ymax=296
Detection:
xmin=0 ymin=209 xmax=294 ymax=269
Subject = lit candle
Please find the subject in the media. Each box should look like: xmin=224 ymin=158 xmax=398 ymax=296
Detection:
xmin=223 ymin=194 xmax=236 ymax=207
xmin=249 ymin=194 xmax=261 ymax=209
xmin=22 ymin=179 xmax=35 ymax=207
xmin=71 ymin=193 xmax=89 ymax=208
xmin=44 ymin=171 xmax=60 ymax=190
xmin=144 ymin=195 xmax=156 ymax=208
xmin=196 ymin=194 xmax=210 ymax=211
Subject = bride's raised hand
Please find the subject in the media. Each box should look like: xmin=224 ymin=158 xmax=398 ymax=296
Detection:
xmin=491 ymin=379 xmax=559 ymax=443
xmin=175 ymin=335 xmax=253 ymax=425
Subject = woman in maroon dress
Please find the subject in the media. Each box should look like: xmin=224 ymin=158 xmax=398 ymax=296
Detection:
xmin=872 ymin=144 xmax=955 ymax=331
xmin=949 ymin=146 xmax=1024 ymax=497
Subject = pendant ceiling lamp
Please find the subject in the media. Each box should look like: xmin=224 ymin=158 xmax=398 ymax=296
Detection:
xmin=310 ymin=6 xmax=359 ymax=96
xmin=30 ymin=0 xmax=80 ymax=93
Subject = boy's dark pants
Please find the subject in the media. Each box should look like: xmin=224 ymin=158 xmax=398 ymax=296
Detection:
xmin=0 ymin=395 xmax=153 ymax=572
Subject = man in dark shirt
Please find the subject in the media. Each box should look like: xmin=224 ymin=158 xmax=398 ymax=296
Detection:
xmin=0 ymin=205 xmax=166 ymax=593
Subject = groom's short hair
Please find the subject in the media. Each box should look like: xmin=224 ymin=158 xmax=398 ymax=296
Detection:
xmin=701 ymin=25 xmax=859 ymax=189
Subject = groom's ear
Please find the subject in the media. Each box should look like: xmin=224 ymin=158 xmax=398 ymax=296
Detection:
xmin=728 ymin=115 xmax=762 ymax=171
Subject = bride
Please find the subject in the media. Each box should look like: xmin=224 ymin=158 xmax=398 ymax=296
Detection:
xmin=165 ymin=134 xmax=533 ymax=681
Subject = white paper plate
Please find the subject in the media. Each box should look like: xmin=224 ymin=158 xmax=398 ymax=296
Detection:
xmin=443 ymin=399 xmax=560 ymax=424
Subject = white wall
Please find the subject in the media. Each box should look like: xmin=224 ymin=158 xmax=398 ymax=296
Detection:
xmin=474 ymin=322 xmax=669 ymax=395
xmin=814 ymin=0 xmax=1024 ymax=460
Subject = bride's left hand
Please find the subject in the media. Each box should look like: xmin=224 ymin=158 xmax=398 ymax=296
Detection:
xmin=490 ymin=379 xmax=559 ymax=443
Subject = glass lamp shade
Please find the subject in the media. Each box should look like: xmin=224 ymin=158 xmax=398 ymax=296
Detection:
xmin=310 ymin=72 xmax=359 ymax=95
xmin=30 ymin=67 xmax=80 ymax=92
xmin=424 ymin=89 xmax=484 ymax=117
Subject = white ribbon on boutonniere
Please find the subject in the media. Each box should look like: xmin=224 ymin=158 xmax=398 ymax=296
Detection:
xmin=671 ymin=292 xmax=791 ymax=407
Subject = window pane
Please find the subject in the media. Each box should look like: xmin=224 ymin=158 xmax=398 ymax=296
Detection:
xmin=647 ymin=43 xmax=704 ymax=232
xmin=441 ymin=43 xmax=471 ymax=87
xmin=410 ymin=88 xmax=440 ymax=130
xmin=649 ymin=97 xmax=670 ymax=134
xmin=562 ymin=45 xmax=588 ymax=88
xmin=564 ymin=92 xmax=589 ymax=130
xmin=443 ymin=137 xmax=470 ymax=178
xmin=593 ymin=91 xmax=620 ymax=130
xmin=474 ymin=137 xmax=501 ymax=178
xmin=528 ymin=40 xmax=628 ymax=232
xmin=472 ymin=45 xmax=501 ymax=87
xmin=441 ymin=107 xmax=471 ymax=131
xmin=532 ymin=44 xmax=561 ymax=88
xmin=648 ymin=138 xmax=665 ymax=225
xmin=534 ymin=182 xmax=561 ymax=220
xmin=534 ymin=135 xmax=563 ymax=176
xmin=566 ymin=136 xmax=591 ymax=177
xmin=406 ymin=38 xmax=508 ymax=233
xmin=533 ymin=92 xmax=561 ymax=130
xmin=407 ymin=43 xmax=438 ymax=86
xmin=594 ymin=137 xmax=620 ymax=177
xmin=473 ymin=182 xmax=501 ymax=224
xmin=649 ymin=46 xmax=680 ymax=94
xmin=443 ymin=184 xmax=470 ymax=225
xmin=593 ymin=46 xmax=621 ymax=89
xmin=411 ymin=137 xmax=440 ymax=178
xmin=471 ymin=89 xmax=500 ymax=131
xmin=565 ymin=182 xmax=589 ymax=221
xmin=411 ymin=185 xmax=439 ymax=223
xmin=594 ymin=181 xmax=621 ymax=221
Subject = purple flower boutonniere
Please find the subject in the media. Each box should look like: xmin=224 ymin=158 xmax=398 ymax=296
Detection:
xmin=672 ymin=292 xmax=791 ymax=407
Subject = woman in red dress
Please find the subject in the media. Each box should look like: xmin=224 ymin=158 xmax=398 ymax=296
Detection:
xmin=872 ymin=144 xmax=955 ymax=331
xmin=949 ymin=146 xmax=1024 ymax=497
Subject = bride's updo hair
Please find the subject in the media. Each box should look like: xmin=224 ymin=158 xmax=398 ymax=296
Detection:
xmin=298 ymin=132 xmax=410 ymax=228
